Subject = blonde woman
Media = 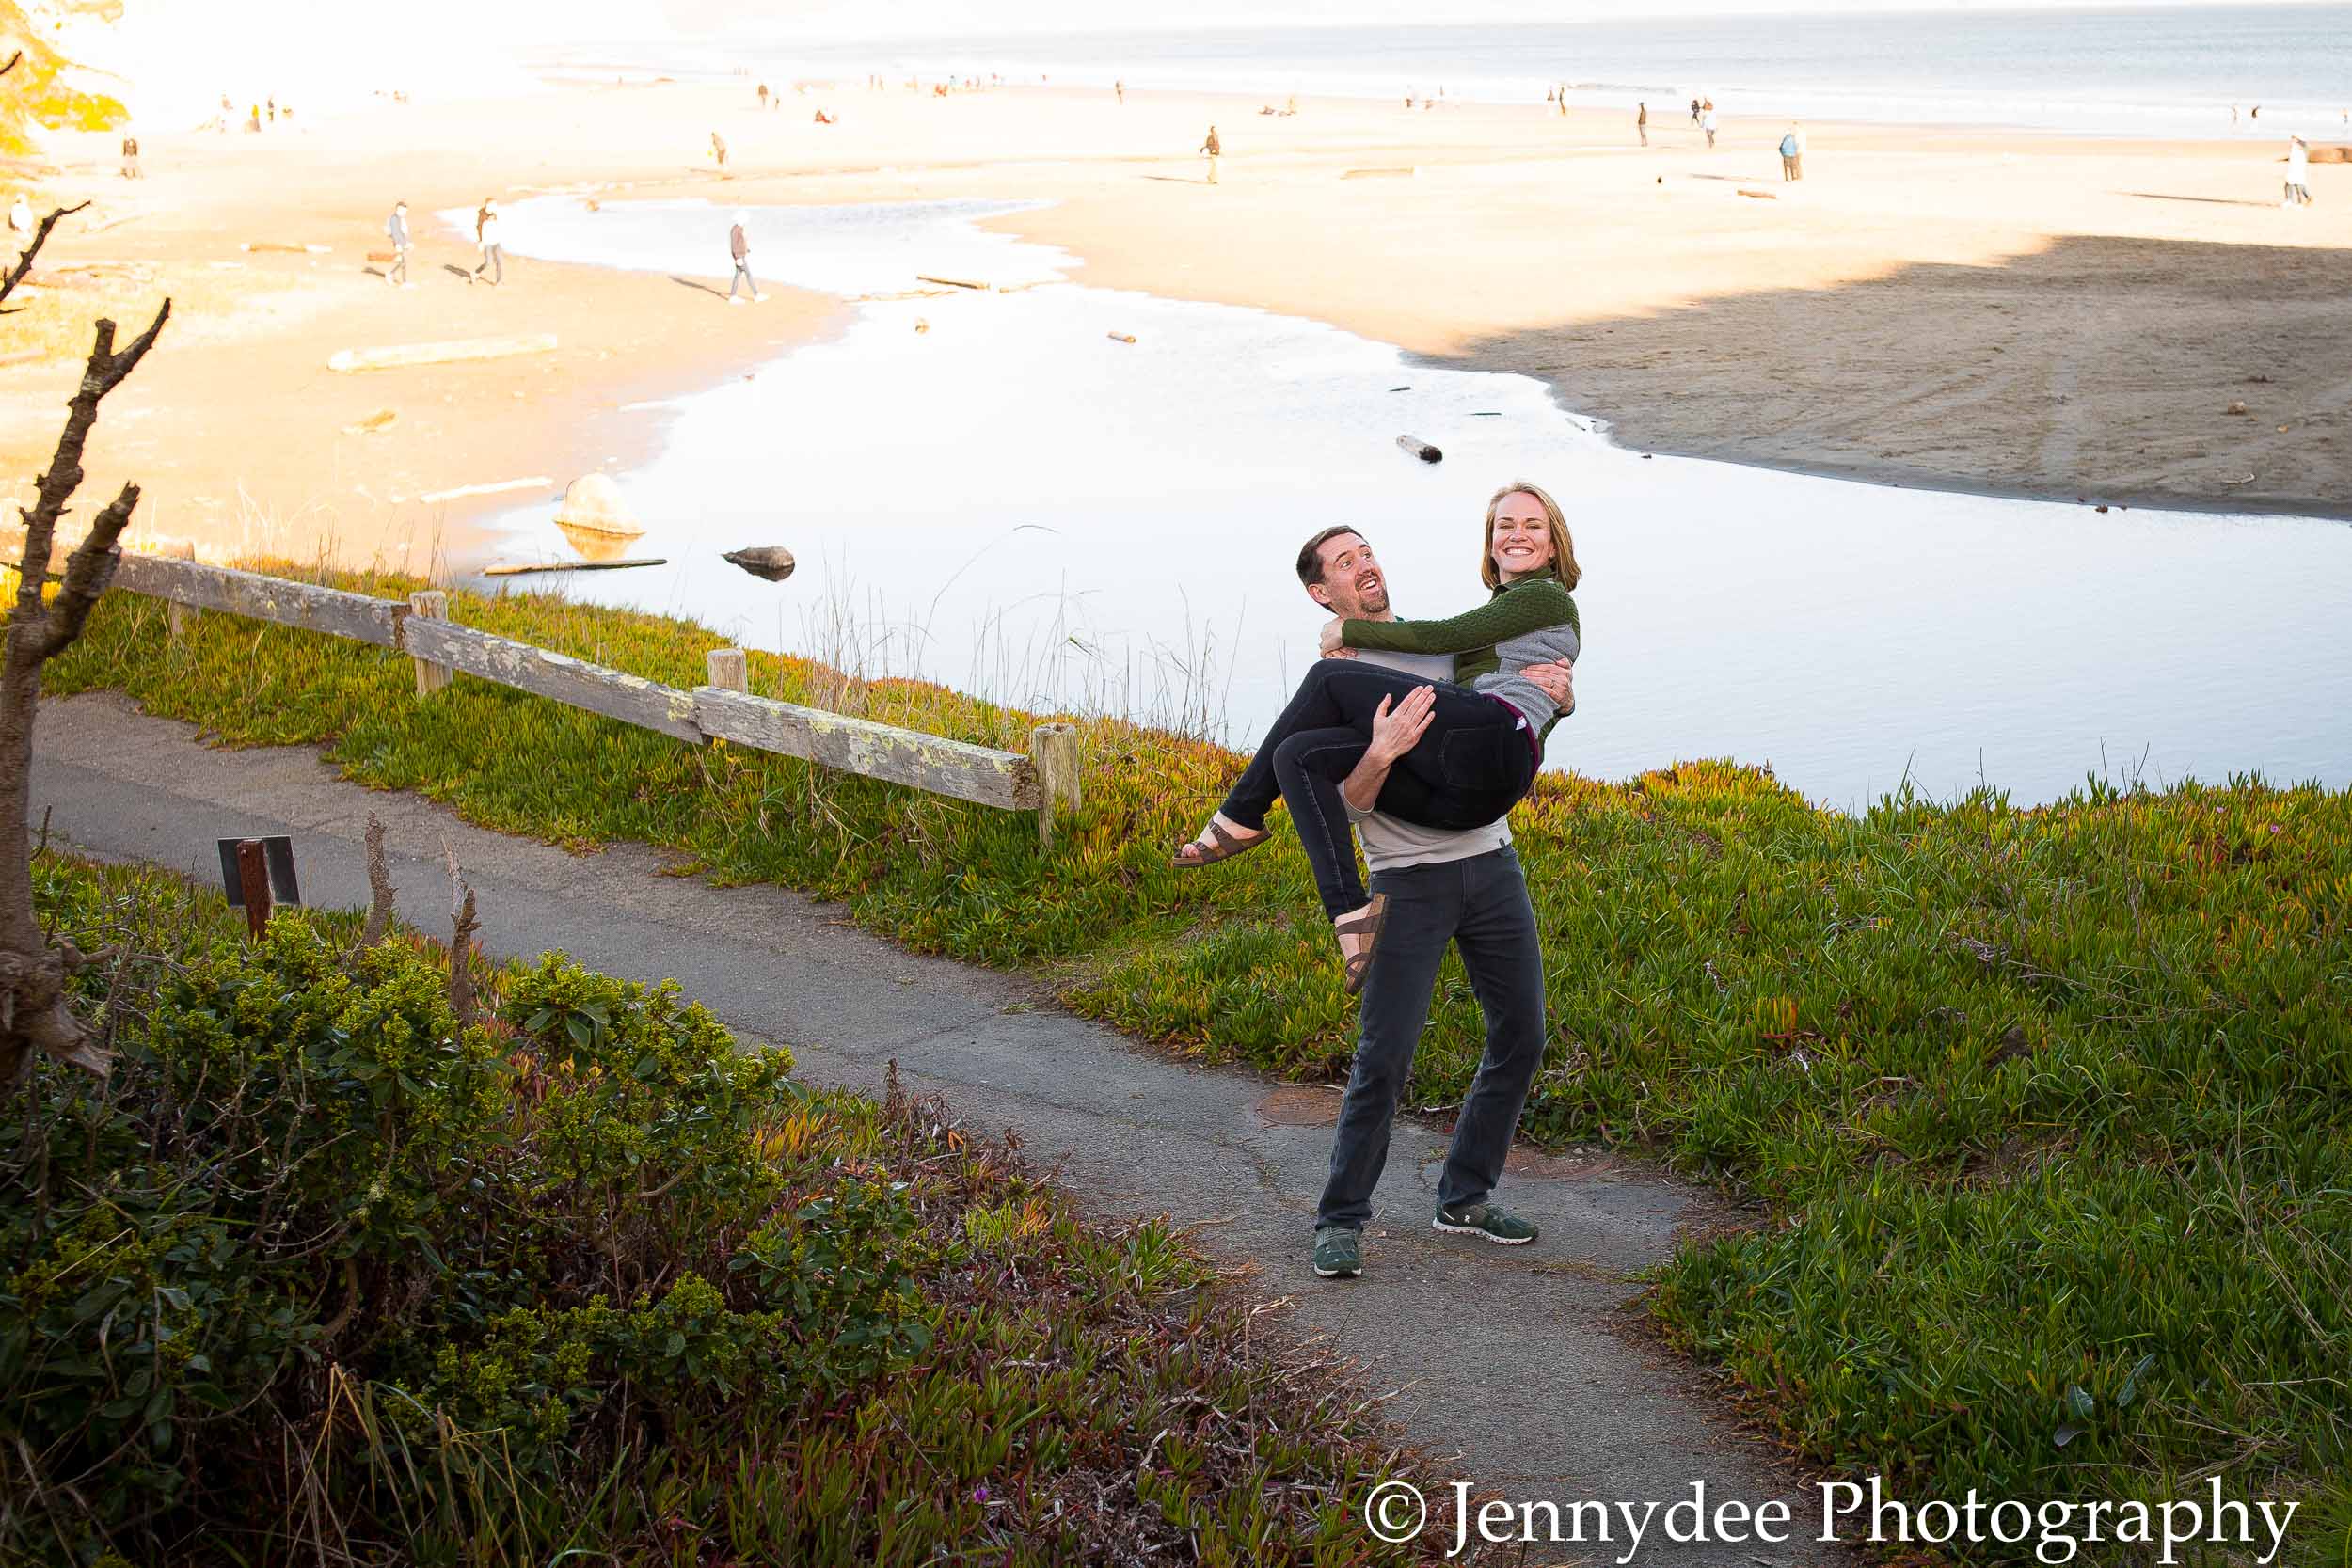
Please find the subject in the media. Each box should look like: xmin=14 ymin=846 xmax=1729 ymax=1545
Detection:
xmin=1175 ymin=482 xmax=1581 ymax=990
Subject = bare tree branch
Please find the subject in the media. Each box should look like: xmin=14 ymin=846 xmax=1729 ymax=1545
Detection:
xmin=1 ymin=283 xmax=170 ymax=1086
xmin=32 ymin=484 xmax=134 ymax=662
xmin=94 ymin=297 xmax=168 ymax=394
xmin=0 ymin=51 xmax=21 ymax=80
xmin=2 ymin=202 xmax=92 ymax=313
xmin=13 ymin=299 xmax=169 ymax=619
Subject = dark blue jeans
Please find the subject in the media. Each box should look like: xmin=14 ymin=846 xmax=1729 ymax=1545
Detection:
xmin=1317 ymin=847 xmax=1546 ymax=1232
xmin=1218 ymin=659 xmax=1534 ymax=919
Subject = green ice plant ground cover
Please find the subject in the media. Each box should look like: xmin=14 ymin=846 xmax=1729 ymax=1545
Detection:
xmin=37 ymin=562 xmax=2352 ymax=1560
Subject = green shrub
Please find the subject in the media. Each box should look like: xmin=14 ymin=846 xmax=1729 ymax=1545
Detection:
xmin=2 ymin=860 xmax=1422 ymax=1564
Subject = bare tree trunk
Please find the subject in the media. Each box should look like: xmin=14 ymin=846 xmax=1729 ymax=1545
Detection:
xmin=444 ymin=846 xmax=478 ymax=1031
xmin=0 ymin=204 xmax=169 ymax=1087
xmin=360 ymin=814 xmax=395 ymax=946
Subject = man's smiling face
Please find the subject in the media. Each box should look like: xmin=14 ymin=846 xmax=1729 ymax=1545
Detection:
xmin=1309 ymin=532 xmax=1391 ymax=619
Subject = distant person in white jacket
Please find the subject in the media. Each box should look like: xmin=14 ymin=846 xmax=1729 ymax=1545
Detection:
xmin=1701 ymin=102 xmax=1719 ymax=149
xmin=2282 ymin=136 xmax=2312 ymax=207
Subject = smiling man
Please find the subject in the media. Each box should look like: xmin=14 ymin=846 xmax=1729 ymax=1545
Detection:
xmin=1291 ymin=525 xmax=1572 ymax=1279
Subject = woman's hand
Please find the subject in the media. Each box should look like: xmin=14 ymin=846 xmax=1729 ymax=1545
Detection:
xmin=1319 ymin=618 xmax=1346 ymax=657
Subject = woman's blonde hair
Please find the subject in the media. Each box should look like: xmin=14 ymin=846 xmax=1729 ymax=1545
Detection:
xmin=1481 ymin=481 xmax=1581 ymax=592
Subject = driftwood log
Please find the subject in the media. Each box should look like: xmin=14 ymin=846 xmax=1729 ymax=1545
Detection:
xmin=1396 ymin=434 xmax=1443 ymax=463
xmin=419 ymin=477 xmax=553 ymax=505
xmin=328 ymin=334 xmax=559 ymax=372
xmin=483 ymin=558 xmax=666 ymax=577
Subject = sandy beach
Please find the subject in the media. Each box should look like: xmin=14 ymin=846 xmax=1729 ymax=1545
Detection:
xmin=5 ymin=79 xmax=2346 ymax=571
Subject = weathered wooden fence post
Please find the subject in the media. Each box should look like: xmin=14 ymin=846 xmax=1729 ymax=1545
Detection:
xmin=1031 ymin=721 xmax=1083 ymax=848
xmin=165 ymin=542 xmax=199 ymax=643
xmin=707 ymin=647 xmax=749 ymax=694
xmin=234 ymin=838 xmax=272 ymax=938
xmin=408 ymin=590 xmax=450 ymax=696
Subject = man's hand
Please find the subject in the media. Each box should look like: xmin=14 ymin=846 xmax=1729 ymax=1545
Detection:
xmin=1319 ymin=617 xmax=1346 ymax=657
xmin=1522 ymin=658 xmax=1574 ymax=716
xmin=1367 ymin=686 xmax=1436 ymax=765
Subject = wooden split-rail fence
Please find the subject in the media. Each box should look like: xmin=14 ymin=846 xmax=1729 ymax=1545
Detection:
xmin=72 ymin=549 xmax=1088 ymax=845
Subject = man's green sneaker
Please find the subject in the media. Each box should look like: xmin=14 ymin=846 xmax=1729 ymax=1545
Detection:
xmin=1433 ymin=1201 xmax=1538 ymax=1245
xmin=1312 ymin=1225 xmax=1362 ymax=1278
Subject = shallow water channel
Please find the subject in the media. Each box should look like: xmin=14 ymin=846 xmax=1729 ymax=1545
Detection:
xmin=473 ymin=197 xmax=2352 ymax=811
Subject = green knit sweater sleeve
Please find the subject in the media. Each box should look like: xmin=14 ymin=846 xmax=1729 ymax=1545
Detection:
xmin=1341 ymin=579 xmax=1580 ymax=656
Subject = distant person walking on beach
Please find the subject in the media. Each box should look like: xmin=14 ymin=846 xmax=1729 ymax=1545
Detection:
xmin=384 ymin=199 xmax=411 ymax=286
xmin=2283 ymin=136 xmax=2313 ymax=206
xmin=727 ymin=210 xmax=765 ymax=301
xmin=1779 ymin=126 xmax=1800 ymax=180
xmin=710 ymin=131 xmax=727 ymax=170
xmin=119 ymin=135 xmax=141 ymax=178
xmin=1701 ymin=101 xmax=1719 ymax=149
xmin=1690 ymin=96 xmax=1701 ymax=124
xmin=1637 ymin=102 xmax=1648 ymax=146
xmin=8 ymin=193 xmax=33 ymax=247
xmin=1200 ymin=124 xmax=1221 ymax=183
xmin=470 ymin=198 xmax=502 ymax=285
xmin=757 ymin=82 xmax=769 ymax=108
xmin=1115 ymin=78 xmax=1125 ymax=103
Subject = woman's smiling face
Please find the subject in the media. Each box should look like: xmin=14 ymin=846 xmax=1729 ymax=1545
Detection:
xmin=1490 ymin=492 xmax=1553 ymax=580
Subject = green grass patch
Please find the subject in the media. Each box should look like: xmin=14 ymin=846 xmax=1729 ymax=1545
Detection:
xmin=3 ymin=856 xmax=1428 ymax=1564
xmin=40 ymin=563 xmax=2352 ymax=1559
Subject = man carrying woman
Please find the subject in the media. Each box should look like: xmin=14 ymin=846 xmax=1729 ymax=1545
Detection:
xmin=1175 ymin=483 xmax=1581 ymax=991
xmin=1173 ymin=486 xmax=1581 ymax=1275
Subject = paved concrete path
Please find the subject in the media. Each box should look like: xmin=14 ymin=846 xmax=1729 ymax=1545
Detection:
xmin=35 ymin=692 xmax=1849 ymax=1565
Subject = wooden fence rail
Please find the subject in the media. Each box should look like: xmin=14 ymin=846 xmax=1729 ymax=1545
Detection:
xmin=24 ymin=544 xmax=1085 ymax=843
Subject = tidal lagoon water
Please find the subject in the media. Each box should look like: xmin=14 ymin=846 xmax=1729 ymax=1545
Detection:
xmin=475 ymin=197 xmax=2352 ymax=812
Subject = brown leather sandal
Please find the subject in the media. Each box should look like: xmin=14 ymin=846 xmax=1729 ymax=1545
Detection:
xmin=1172 ymin=816 xmax=1268 ymax=868
xmin=1335 ymin=894 xmax=1390 ymax=996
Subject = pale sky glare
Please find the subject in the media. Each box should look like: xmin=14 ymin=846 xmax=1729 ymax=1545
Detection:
xmin=64 ymin=0 xmax=2332 ymax=120
xmin=664 ymin=0 xmax=2328 ymax=33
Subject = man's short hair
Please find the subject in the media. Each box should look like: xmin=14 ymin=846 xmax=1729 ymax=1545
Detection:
xmin=1295 ymin=527 xmax=1367 ymax=587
